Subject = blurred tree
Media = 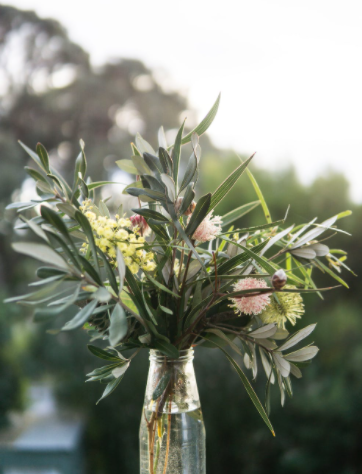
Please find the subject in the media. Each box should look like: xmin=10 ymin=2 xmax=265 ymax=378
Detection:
xmin=1 ymin=5 xmax=361 ymax=474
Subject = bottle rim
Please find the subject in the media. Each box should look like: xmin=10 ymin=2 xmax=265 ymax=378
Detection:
xmin=149 ymin=348 xmax=194 ymax=362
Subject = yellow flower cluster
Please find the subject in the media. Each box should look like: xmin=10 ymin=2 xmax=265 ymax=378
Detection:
xmin=80 ymin=200 xmax=156 ymax=274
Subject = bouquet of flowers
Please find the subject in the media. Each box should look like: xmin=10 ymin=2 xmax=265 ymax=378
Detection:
xmin=6 ymin=95 xmax=352 ymax=466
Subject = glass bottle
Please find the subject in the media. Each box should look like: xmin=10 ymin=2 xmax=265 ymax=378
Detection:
xmin=139 ymin=348 xmax=206 ymax=474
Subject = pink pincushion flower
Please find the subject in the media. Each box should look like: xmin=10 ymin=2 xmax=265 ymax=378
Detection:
xmin=191 ymin=211 xmax=222 ymax=243
xmin=229 ymin=277 xmax=271 ymax=316
xmin=130 ymin=214 xmax=150 ymax=236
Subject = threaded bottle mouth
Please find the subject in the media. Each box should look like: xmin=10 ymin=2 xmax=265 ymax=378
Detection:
xmin=149 ymin=348 xmax=194 ymax=362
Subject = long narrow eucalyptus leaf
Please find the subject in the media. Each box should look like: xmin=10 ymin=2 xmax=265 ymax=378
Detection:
xmin=181 ymin=93 xmax=221 ymax=145
xmin=209 ymin=154 xmax=254 ymax=212
xmin=245 ymin=168 xmax=272 ymax=223
xmin=202 ymin=334 xmax=275 ymax=436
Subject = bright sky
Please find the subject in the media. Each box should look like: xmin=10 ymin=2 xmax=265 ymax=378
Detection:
xmin=6 ymin=0 xmax=362 ymax=202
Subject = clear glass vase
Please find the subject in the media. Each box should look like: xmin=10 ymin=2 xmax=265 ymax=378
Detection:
xmin=139 ymin=348 xmax=206 ymax=474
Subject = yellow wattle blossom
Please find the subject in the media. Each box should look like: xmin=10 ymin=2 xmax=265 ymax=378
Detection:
xmin=80 ymin=200 xmax=156 ymax=275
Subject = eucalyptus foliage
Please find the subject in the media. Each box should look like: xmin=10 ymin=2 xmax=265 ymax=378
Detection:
xmin=6 ymin=96 xmax=352 ymax=434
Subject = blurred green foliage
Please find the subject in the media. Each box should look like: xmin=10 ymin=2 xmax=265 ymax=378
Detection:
xmin=0 ymin=5 xmax=361 ymax=473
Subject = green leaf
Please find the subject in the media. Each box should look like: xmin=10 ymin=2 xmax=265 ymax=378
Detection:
xmin=179 ymin=152 xmax=198 ymax=193
xmin=209 ymin=154 xmax=254 ymax=212
xmin=222 ymin=238 xmax=277 ymax=275
xmin=284 ymin=346 xmax=319 ymax=362
xmin=152 ymin=372 xmax=171 ymax=400
xmin=246 ymin=168 xmax=272 ymax=223
xmin=181 ymin=93 xmax=221 ymax=145
xmin=278 ymin=324 xmax=316 ymax=352
xmin=116 ymin=159 xmax=138 ymax=174
xmin=222 ymin=201 xmax=260 ymax=227
xmin=126 ymin=187 xmax=167 ymax=203
xmin=98 ymin=248 xmax=119 ymax=295
xmin=88 ymin=344 xmax=119 ymax=361
xmin=74 ymin=211 xmax=100 ymax=275
xmin=316 ymin=259 xmax=349 ymax=288
xmin=135 ymin=133 xmax=155 ymax=155
xmin=143 ymin=152 xmax=163 ymax=173
xmin=37 ymin=267 xmax=69 ymax=279
xmin=145 ymin=274 xmax=180 ymax=298
xmin=159 ymin=147 xmax=173 ymax=175
xmin=185 ymin=193 xmax=211 ymax=237
xmin=19 ymin=141 xmax=44 ymax=170
xmin=117 ymin=249 xmax=126 ymax=294
xmin=216 ymin=240 xmax=269 ymax=275
xmin=40 ymin=206 xmax=70 ymax=238
xmin=178 ymin=182 xmax=195 ymax=216
xmin=109 ymin=304 xmax=128 ymax=346
xmin=204 ymin=329 xmax=242 ymax=356
xmin=62 ymin=299 xmax=98 ymax=331
xmin=203 ymin=334 xmax=275 ymax=436
xmin=132 ymin=155 xmax=152 ymax=175
xmin=87 ymin=181 xmax=124 ymax=191
xmin=96 ymin=375 xmax=125 ymax=404
xmin=25 ymin=166 xmax=48 ymax=183
xmin=153 ymin=340 xmax=179 ymax=358
xmin=132 ymin=208 xmax=170 ymax=224
xmin=172 ymin=119 xmax=186 ymax=188
xmin=12 ymin=242 xmax=69 ymax=270
xmin=21 ymin=216 xmax=49 ymax=243
xmin=36 ymin=143 xmax=50 ymax=173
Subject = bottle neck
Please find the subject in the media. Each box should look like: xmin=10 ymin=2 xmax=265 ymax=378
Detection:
xmin=144 ymin=348 xmax=200 ymax=413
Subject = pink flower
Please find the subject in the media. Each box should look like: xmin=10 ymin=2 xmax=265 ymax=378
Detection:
xmin=191 ymin=211 xmax=222 ymax=243
xmin=130 ymin=214 xmax=150 ymax=236
xmin=229 ymin=277 xmax=271 ymax=316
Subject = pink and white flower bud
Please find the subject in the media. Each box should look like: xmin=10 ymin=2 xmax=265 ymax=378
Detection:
xmin=272 ymin=269 xmax=287 ymax=289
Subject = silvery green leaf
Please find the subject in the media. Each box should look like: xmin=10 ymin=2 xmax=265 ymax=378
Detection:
xmin=91 ymin=287 xmax=112 ymax=303
xmin=284 ymin=346 xmax=319 ymax=362
xmin=96 ymin=375 xmax=124 ymax=404
xmin=221 ymin=201 xmax=260 ymax=228
xmin=172 ymin=119 xmax=185 ymax=188
xmin=291 ymin=215 xmax=337 ymax=249
xmin=307 ymin=243 xmax=329 ymax=257
xmin=139 ymin=333 xmax=152 ymax=344
xmin=36 ymin=143 xmax=50 ymax=173
xmin=244 ymin=352 xmax=251 ymax=369
xmin=272 ymin=352 xmax=290 ymax=377
xmin=277 ymin=371 xmax=285 ymax=406
xmin=289 ymin=363 xmax=302 ymax=379
xmin=259 ymin=348 xmax=275 ymax=384
xmin=36 ymin=181 xmax=53 ymax=194
xmin=271 ymin=328 xmax=289 ymax=340
xmin=250 ymin=323 xmax=277 ymax=339
xmin=184 ymin=260 xmax=202 ymax=281
xmin=256 ymin=338 xmax=278 ymax=351
xmin=191 ymin=132 xmax=199 ymax=151
xmin=57 ymin=202 xmax=76 ymax=218
xmin=260 ymin=225 xmax=295 ymax=256
xmin=135 ymin=133 xmax=155 ymax=155
xmin=116 ymin=159 xmax=138 ymax=174
xmin=62 ymin=300 xmax=98 ymax=331
xmin=185 ymin=193 xmax=211 ymax=237
xmin=160 ymin=174 xmax=176 ymax=202
xmin=209 ymin=154 xmax=254 ymax=213
xmin=287 ymin=218 xmax=317 ymax=245
xmin=158 ymin=126 xmax=167 ymax=149
xmin=143 ymin=152 xmax=163 ymax=173
xmin=132 ymin=155 xmax=153 ymax=176
xmin=290 ymin=248 xmax=317 ymax=259
xmin=109 ymin=304 xmax=128 ymax=346
xmin=179 ymin=152 xmax=198 ymax=193
xmin=4 ymin=280 xmax=63 ymax=304
xmin=181 ymin=94 xmax=221 ymax=145
xmin=122 ymin=180 xmax=143 ymax=195
xmin=117 ymin=249 xmax=126 ymax=294
xmin=178 ymin=182 xmax=195 ymax=215
xmin=12 ymin=242 xmax=69 ymax=270
xmin=22 ymin=217 xmax=49 ymax=243
xmin=278 ymin=324 xmax=316 ymax=352
xmin=159 ymin=147 xmax=173 ymax=175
